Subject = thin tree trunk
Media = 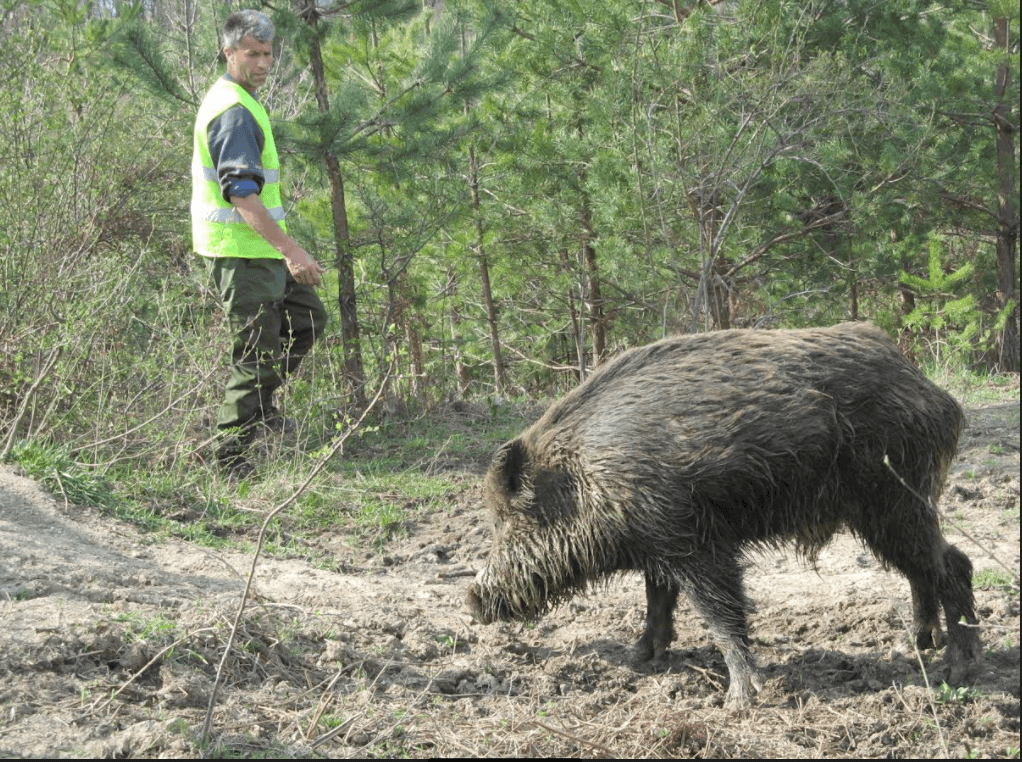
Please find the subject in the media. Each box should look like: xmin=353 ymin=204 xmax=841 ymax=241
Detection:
xmin=561 ymin=248 xmax=586 ymax=380
xmin=993 ymin=15 xmax=1019 ymax=372
xmin=381 ymin=275 xmax=401 ymax=409
xmin=848 ymin=250 xmax=859 ymax=321
xmin=405 ymin=315 xmax=424 ymax=402
xmin=298 ymin=1 xmax=366 ymax=405
xmin=459 ymin=23 xmax=506 ymax=394
xmin=687 ymin=185 xmax=729 ymax=330
xmin=469 ymin=145 xmax=507 ymax=393
xmin=573 ymin=96 xmax=606 ymax=364
xmin=703 ymin=253 xmax=733 ymax=330
xmin=446 ymin=270 xmax=470 ymax=398
xmin=580 ymin=192 xmax=606 ymax=365
xmin=898 ymin=275 xmax=917 ymax=362
xmin=478 ymin=253 xmax=506 ymax=393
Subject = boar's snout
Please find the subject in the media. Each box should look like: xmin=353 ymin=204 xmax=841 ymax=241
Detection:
xmin=465 ymin=584 xmax=492 ymax=624
xmin=466 ymin=568 xmax=495 ymax=623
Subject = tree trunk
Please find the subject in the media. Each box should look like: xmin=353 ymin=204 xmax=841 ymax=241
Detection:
xmin=478 ymin=254 xmax=506 ymax=393
xmin=561 ymin=247 xmax=586 ymax=380
xmin=405 ymin=315 xmax=424 ymax=402
xmin=297 ymin=1 xmax=367 ymax=405
xmin=469 ymin=146 xmax=507 ymax=393
xmin=573 ymin=96 xmax=606 ymax=364
xmin=897 ymin=274 xmax=917 ymax=362
xmin=848 ymin=249 xmax=859 ymax=321
xmin=992 ymin=15 xmax=1019 ymax=372
xmin=446 ymin=270 xmax=471 ymax=398
xmin=459 ymin=22 xmax=507 ymax=395
xmin=687 ymin=185 xmax=729 ymax=330
xmin=707 ymin=260 xmax=732 ymax=330
xmin=580 ymin=192 xmax=606 ymax=365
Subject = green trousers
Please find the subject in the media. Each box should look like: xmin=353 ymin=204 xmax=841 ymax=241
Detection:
xmin=205 ymin=257 xmax=328 ymax=456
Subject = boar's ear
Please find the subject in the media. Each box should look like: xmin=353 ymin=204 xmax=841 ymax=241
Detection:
xmin=492 ymin=438 xmax=528 ymax=494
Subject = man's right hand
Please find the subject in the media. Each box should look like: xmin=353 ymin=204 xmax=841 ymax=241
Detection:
xmin=283 ymin=244 xmax=326 ymax=287
xmin=230 ymin=194 xmax=326 ymax=287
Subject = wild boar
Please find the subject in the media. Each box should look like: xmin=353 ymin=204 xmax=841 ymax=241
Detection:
xmin=466 ymin=323 xmax=978 ymax=709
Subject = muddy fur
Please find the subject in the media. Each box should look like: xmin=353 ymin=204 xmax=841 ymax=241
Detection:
xmin=466 ymin=322 xmax=980 ymax=710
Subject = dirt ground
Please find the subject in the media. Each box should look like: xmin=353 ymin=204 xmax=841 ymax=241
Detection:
xmin=1 ymin=391 xmax=1019 ymax=758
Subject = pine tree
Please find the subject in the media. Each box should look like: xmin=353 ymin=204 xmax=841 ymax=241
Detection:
xmin=278 ymin=0 xmax=504 ymax=404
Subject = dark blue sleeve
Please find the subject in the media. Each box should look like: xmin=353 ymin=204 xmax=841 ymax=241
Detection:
xmin=207 ymin=105 xmax=266 ymax=203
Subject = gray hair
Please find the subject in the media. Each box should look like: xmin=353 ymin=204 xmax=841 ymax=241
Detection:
xmin=222 ymin=10 xmax=274 ymax=49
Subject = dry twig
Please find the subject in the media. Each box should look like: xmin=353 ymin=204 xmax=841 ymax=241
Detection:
xmin=199 ymin=373 xmax=390 ymax=746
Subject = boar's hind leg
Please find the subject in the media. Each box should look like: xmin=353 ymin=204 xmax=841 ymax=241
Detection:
xmin=679 ymin=552 xmax=762 ymax=710
xmin=849 ymin=506 xmax=979 ymax=678
xmin=939 ymin=544 xmax=981 ymax=682
xmin=634 ymin=575 xmax=679 ymax=663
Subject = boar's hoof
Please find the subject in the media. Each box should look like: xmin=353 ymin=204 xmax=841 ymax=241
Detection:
xmin=945 ymin=640 xmax=980 ymax=686
xmin=914 ymin=624 xmax=945 ymax=651
xmin=946 ymin=660 xmax=971 ymax=687
xmin=632 ymin=636 xmax=654 ymax=664
xmin=631 ymin=640 xmax=672 ymax=669
xmin=723 ymin=670 xmax=764 ymax=713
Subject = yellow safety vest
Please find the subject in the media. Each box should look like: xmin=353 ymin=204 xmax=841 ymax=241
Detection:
xmin=191 ymin=78 xmax=286 ymax=258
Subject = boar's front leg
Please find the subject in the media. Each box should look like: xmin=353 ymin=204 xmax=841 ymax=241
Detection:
xmin=680 ymin=550 xmax=763 ymax=711
xmin=634 ymin=574 xmax=679 ymax=664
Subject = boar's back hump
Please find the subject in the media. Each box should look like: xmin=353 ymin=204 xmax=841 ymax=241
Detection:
xmin=531 ymin=322 xmax=960 ymax=501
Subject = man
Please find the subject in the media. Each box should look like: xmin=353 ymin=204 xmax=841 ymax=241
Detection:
xmin=192 ymin=9 xmax=328 ymax=478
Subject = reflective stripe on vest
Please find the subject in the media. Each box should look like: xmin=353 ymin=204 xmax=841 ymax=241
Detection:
xmin=196 ymin=166 xmax=281 ymax=184
xmin=191 ymin=78 xmax=286 ymax=259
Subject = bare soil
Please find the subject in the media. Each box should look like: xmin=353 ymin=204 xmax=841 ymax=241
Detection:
xmin=1 ymin=392 xmax=1019 ymax=758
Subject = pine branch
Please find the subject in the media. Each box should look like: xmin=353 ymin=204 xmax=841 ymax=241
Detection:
xmin=116 ymin=25 xmax=197 ymax=108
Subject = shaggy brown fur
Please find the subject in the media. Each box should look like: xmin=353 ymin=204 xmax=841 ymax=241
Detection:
xmin=466 ymin=323 xmax=979 ymax=710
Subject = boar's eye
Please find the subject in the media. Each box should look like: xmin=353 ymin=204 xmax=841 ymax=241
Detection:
xmin=493 ymin=438 xmax=528 ymax=495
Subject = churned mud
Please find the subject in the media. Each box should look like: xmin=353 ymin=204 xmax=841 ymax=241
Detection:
xmin=1 ymin=391 xmax=1018 ymax=758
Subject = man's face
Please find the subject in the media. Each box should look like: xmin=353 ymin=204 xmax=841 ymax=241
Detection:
xmin=224 ymin=35 xmax=273 ymax=93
